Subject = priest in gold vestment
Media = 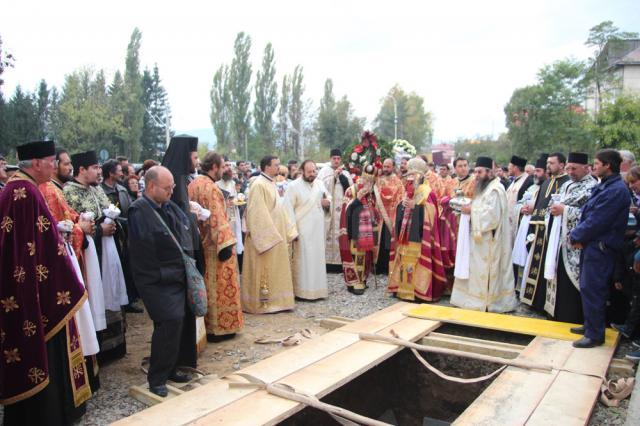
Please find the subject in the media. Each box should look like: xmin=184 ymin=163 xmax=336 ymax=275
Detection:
xmin=188 ymin=152 xmax=244 ymax=339
xmin=242 ymin=155 xmax=298 ymax=313
xmin=450 ymin=157 xmax=518 ymax=313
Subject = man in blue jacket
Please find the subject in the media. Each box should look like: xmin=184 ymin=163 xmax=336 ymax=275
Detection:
xmin=570 ymin=149 xmax=631 ymax=348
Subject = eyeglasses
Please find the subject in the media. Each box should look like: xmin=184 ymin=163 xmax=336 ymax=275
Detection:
xmin=160 ymin=183 xmax=176 ymax=192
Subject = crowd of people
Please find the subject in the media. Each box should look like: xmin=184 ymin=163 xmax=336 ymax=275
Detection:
xmin=0 ymin=132 xmax=639 ymax=425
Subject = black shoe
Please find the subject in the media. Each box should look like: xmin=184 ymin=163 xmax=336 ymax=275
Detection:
xmin=169 ymin=372 xmax=192 ymax=383
xmin=570 ymin=326 xmax=585 ymax=335
xmin=149 ymin=384 xmax=168 ymax=397
xmin=352 ymin=287 xmax=365 ymax=296
xmin=347 ymin=286 xmax=355 ymax=294
xmin=207 ymin=333 xmax=236 ymax=343
xmin=124 ymin=303 xmax=144 ymax=313
xmin=572 ymin=337 xmax=604 ymax=348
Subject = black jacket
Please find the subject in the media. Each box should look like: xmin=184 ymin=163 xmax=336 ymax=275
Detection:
xmin=128 ymin=196 xmax=193 ymax=321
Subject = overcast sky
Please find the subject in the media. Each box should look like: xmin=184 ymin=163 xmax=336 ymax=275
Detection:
xmin=2 ymin=0 xmax=637 ymax=144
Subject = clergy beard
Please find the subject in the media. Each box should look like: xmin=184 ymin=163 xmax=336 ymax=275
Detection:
xmin=533 ymin=176 xmax=542 ymax=185
xmin=303 ymin=175 xmax=315 ymax=183
xmin=475 ymin=176 xmax=491 ymax=194
xmin=382 ymin=170 xmax=392 ymax=176
xmin=56 ymin=172 xmax=72 ymax=183
xmin=222 ymin=171 xmax=233 ymax=181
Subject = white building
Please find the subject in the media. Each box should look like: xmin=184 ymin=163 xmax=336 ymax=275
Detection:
xmin=585 ymin=39 xmax=640 ymax=115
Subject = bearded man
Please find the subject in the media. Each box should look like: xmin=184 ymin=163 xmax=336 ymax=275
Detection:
xmin=373 ymin=158 xmax=404 ymax=274
xmin=64 ymin=151 xmax=128 ymax=361
xmin=285 ymin=160 xmax=331 ymax=299
xmin=544 ymin=153 xmax=597 ymax=323
xmin=521 ymin=153 xmax=570 ymax=310
xmin=188 ymin=152 xmax=244 ymax=341
xmin=512 ymin=156 xmax=548 ymax=292
xmin=318 ymin=148 xmax=353 ymax=270
xmin=451 ymin=156 xmax=518 ymax=312
xmin=388 ymin=158 xmax=447 ymax=302
xmin=216 ymin=160 xmax=244 ymax=260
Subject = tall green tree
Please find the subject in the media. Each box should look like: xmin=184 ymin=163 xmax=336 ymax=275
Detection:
xmin=122 ymin=28 xmax=145 ymax=160
xmin=109 ymin=70 xmax=128 ymax=155
xmin=35 ymin=79 xmax=51 ymax=139
xmin=317 ymin=79 xmax=337 ymax=148
xmin=228 ymin=32 xmax=252 ymax=156
xmin=374 ymin=85 xmax=433 ymax=151
xmin=584 ymin=21 xmax=639 ymax=113
xmin=210 ymin=65 xmax=231 ymax=153
xmin=289 ymin=65 xmax=304 ymax=158
xmin=141 ymin=64 xmax=171 ymax=159
xmin=55 ymin=69 xmax=115 ymax=153
xmin=4 ymin=86 xmax=39 ymax=154
xmin=591 ymin=95 xmax=640 ymax=151
xmin=504 ymin=58 xmax=594 ymax=159
xmin=316 ymin=79 xmax=364 ymax=153
xmin=253 ymin=43 xmax=278 ymax=153
xmin=277 ymin=74 xmax=290 ymax=153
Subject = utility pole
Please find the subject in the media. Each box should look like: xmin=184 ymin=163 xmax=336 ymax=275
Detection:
xmin=387 ymin=94 xmax=398 ymax=140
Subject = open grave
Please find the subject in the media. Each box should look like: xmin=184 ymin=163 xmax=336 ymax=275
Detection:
xmin=113 ymin=302 xmax=622 ymax=425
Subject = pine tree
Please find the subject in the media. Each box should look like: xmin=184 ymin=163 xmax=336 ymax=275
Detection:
xmin=35 ymin=79 xmax=50 ymax=139
xmin=228 ymin=32 xmax=252 ymax=156
xmin=6 ymin=86 xmax=39 ymax=152
xmin=253 ymin=43 xmax=278 ymax=153
xmin=210 ymin=65 xmax=231 ymax=153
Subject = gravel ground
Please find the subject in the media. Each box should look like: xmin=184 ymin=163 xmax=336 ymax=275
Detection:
xmin=1 ymin=272 xmax=636 ymax=425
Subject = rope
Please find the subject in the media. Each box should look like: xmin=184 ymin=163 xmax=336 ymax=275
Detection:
xmin=227 ymin=373 xmax=391 ymax=426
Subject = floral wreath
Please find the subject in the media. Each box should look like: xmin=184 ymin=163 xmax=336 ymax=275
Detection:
xmin=346 ymin=130 xmax=382 ymax=177
xmin=392 ymin=139 xmax=417 ymax=156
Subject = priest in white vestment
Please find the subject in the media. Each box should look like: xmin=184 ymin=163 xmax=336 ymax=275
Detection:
xmin=451 ymin=156 xmax=518 ymax=313
xmin=318 ymin=148 xmax=353 ymax=269
xmin=285 ymin=160 xmax=331 ymax=300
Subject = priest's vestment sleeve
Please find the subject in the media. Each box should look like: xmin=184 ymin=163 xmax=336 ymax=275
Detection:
xmin=246 ymin=180 xmax=284 ymax=254
xmin=471 ymin=189 xmax=501 ymax=236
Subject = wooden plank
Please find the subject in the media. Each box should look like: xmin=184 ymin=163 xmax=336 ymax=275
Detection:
xmin=113 ymin=302 xmax=416 ymax=425
xmin=319 ymin=318 xmax=351 ymax=330
xmin=407 ymin=304 xmax=618 ymax=346
xmin=454 ymin=337 xmax=574 ymax=425
xmin=420 ymin=333 xmax=524 ymax=359
xmin=526 ymin=372 xmax=602 ymax=426
xmin=527 ymin=339 xmax=618 ymax=425
xmin=129 ymin=384 xmax=185 ymax=407
xmin=191 ymin=316 xmax=440 ymax=425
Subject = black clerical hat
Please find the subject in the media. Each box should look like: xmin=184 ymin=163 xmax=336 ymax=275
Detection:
xmin=510 ymin=155 xmax=527 ymax=169
xmin=567 ymin=152 xmax=588 ymax=165
xmin=330 ymin=148 xmax=342 ymax=157
xmin=170 ymin=135 xmax=199 ymax=152
xmin=71 ymin=151 xmax=98 ymax=171
xmin=535 ymin=157 xmax=547 ymax=169
xmin=475 ymin=156 xmax=493 ymax=169
xmin=17 ymin=140 xmax=56 ymax=160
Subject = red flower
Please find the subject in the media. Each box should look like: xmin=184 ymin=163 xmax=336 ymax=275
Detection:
xmin=362 ymin=139 xmax=370 ymax=148
xmin=374 ymin=160 xmax=383 ymax=169
xmin=354 ymin=144 xmax=364 ymax=154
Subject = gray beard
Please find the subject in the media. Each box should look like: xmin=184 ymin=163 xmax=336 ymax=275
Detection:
xmin=475 ymin=178 xmax=491 ymax=194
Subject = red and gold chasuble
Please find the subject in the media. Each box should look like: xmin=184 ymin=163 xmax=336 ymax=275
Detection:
xmin=39 ymin=181 xmax=84 ymax=259
xmin=374 ymin=174 xmax=404 ymax=238
xmin=0 ymin=172 xmax=90 ymax=406
xmin=188 ymin=176 xmax=244 ymax=335
xmin=388 ymin=181 xmax=447 ymax=302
